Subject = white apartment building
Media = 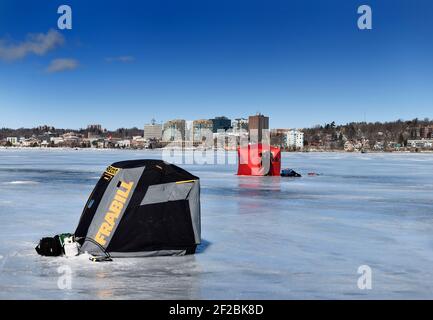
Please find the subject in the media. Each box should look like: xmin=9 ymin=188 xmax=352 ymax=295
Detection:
xmin=231 ymin=118 xmax=249 ymax=134
xmin=116 ymin=139 xmax=131 ymax=148
xmin=162 ymin=119 xmax=186 ymax=142
xmin=143 ymin=123 xmax=162 ymax=140
xmin=6 ymin=137 xmax=18 ymax=145
xmin=287 ymin=130 xmax=304 ymax=149
xmin=408 ymin=139 xmax=433 ymax=148
xmin=192 ymin=119 xmax=213 ymax=144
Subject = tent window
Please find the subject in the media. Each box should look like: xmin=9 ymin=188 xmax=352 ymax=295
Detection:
xmin=87 ymin=199 xmax=95 ymax=209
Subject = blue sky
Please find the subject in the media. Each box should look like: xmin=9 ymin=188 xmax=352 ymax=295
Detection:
xmin=0 ymin=0 xmax=432 ymax=130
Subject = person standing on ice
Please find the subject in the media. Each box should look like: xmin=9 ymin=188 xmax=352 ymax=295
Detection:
xmin=258 ymin=151 xmax=273 ymax=176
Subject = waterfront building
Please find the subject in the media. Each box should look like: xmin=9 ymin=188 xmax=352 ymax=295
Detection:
xmin=192 ymin=119 xmax=213 ymax=144
xmin=143 ymin=119 xmax=163 ymax=141
xmin=210 ymin=116 xmax=232 ymax=133
xmin=287 ymin=129 xmax=304 ymax=149
xmin=248 ymin=113 xmax=269 ymax=143
xmin=162 ymin=119 xmax=186 ymax=142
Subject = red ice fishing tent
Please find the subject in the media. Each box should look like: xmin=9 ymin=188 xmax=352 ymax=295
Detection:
xmin=237 ymin=143 xmax=281 ymax=176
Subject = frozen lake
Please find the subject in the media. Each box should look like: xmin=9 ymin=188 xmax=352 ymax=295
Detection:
xmin=1 ymin=149 xmax=433 ymax=299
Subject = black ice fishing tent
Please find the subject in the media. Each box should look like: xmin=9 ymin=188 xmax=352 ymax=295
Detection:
xmin=75 ymin=160 xmax=201 ymax=258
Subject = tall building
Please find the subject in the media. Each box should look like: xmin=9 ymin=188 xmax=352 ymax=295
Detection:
xmin=420 ymin=126 xmax=433 ymax=139
xmin=248 ymin=113 xmax=269 ymax=143
xmin=143 ymin=119 xmax=162 ymax=140
xmin=287 ymin=130 xmax=304 ymax=149
xmin=192 ymin=119 xmax=213 ymax=144
xmin=270 ymin=129 xmax=290 ymax=148
xmin=162 ymin=119 xmax=186 ymax=142
xmin=232 ymin=118 xmax=249 ymax=133
xmin=37 ymin=125 xmax=55 ymax=132
xmin=410 ymin=126 xmax=433 ymax=139
xmin=87 ymin=124 xmax=102 ymax=132
xmin=210 ymin=116 xmax=232 ymax=133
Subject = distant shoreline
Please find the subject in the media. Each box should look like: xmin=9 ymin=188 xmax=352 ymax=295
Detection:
xmin=1 ymin=146 xmax=433 ymax=154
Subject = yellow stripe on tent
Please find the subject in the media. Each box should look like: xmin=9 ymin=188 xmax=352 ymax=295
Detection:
xmin=176 ymin=180 xmax=197 ymax=184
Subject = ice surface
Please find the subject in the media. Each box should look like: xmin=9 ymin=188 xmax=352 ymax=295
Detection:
xmin=1 ymin=149 xmax=433 ymax=299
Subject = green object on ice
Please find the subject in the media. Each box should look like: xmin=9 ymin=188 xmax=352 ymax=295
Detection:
xmin=58 ymin=233 xmax=74 ymax=247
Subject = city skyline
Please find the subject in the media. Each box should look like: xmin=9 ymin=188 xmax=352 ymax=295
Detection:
xmin=1 ymin=1 xmax=433 ymax=129
xmin=1 ymin=113 xmax=433 ymax=131
xmin=2 ymin=115 xmax=433 ymax=152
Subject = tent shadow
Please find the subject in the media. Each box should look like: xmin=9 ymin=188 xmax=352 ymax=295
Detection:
xmin=195 ymin=239 xmax=211 ymax=254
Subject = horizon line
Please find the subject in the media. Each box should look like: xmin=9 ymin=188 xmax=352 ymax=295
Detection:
xmin=1 ymin=116 xmax=432 ymax=132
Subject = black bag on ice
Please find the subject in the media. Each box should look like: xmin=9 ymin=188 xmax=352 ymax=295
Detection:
xmin=35 ymin=236 xmax=63 ymax=256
